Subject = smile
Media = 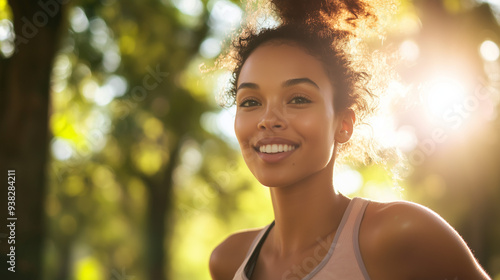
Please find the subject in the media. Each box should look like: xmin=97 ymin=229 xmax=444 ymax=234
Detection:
xmin=257 ymin=144 xmax=297 ymax=154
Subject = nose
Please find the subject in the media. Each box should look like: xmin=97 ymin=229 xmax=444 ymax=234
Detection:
xmin=257 ymin=106 xmax=287 ymax=130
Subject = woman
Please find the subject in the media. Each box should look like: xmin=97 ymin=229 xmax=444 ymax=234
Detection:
xmin=209 ymin=0 xmax=491 ymax=279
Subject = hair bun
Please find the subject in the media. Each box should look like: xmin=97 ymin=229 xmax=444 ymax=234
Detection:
xmin=270 ymin=0 xmax=375 ymax=28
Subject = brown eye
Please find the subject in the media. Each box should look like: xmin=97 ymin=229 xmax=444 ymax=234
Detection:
xmin=239 ymin=99 xmax=261 ymax=107
xmin=289 ymin=96 xmax=311 ymax=104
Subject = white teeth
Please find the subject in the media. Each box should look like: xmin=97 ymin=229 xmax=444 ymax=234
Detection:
xmin=258 ymin=144 xmax=296 ymax=154
xmin=266 ymin=145 xmax=272 ymax=153
xmin=272 ymin=144 xmax=278 ymax=153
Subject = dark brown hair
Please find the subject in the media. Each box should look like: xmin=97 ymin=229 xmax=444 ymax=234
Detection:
xmin=217 ymin=0 xmax=396 ymax=163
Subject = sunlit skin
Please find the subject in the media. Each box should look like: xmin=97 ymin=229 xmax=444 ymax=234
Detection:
xmin=209 ymin=42 xmax=491 ymax=280
xmin=234 ymin=42 xmax=346 ymax=189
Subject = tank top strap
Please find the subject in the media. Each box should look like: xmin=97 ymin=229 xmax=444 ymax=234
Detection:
xmin=233 ymin=197 xmax=371 ymax=280
xmin=352 ymin=197 xmax=371 ymax=279
xmin=308 ymin=197 xmax=371 ymax=279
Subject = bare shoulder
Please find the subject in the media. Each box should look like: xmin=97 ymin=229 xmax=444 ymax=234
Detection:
xmin=209 ymin=227 xmax=263 ymax=280
xmin=360 ymin=200 xmax=490 ymax=280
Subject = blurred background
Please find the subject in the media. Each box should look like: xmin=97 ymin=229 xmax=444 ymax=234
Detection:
xmin=0 ymin=0 xmax=499 ymax=279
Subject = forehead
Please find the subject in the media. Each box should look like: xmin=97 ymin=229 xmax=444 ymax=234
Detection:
xmin=237 ymin=42 xmax=331 ymax=90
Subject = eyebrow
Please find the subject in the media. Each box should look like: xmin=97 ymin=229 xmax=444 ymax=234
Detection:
xmin=236 ymin=77 xmax=320 ymax=92
xmin=282 ymin=78 xmax=320 ymax=89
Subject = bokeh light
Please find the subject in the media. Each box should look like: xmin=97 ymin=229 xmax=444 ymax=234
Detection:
xmin=199 ymin=37 xmax=221 ymax=59
xmin=70 ymin=6 xmax=89 ymax=33
xmin=399 ymin=39 xmax=420 ymax=61
xmin=334 ymin=165 xmax=364 ymax=195
xmin=208 ymin=0 xmax=242 ymax=34
xmin=51 ymin=138 xmax=74 ymax=161
xmin=480 ymin=40 xmax=500 ymax=62
xmin=171 ymin=0 xmax=203 ymax=17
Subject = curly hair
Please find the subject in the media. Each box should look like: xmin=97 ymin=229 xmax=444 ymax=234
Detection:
xmin=216 ymin=0 xmax=397 ymax=163
xmin=228 ymin=23 xmax=375 ymax=120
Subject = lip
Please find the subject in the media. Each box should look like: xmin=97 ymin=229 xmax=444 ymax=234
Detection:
xmin=254 ymin=137 xmax=299 ymax=147
xmin=253 ymin=137 xmax=299 ymax=163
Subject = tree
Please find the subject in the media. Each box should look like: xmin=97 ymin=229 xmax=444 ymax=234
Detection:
xmin=0 ymin=1 xmax=67 ymax=279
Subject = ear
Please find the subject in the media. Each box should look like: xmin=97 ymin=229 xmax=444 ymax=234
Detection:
xmin=335 ymin=109 xmax=355 ymax=144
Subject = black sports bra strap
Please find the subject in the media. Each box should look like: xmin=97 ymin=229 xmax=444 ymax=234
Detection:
xmin=244 ymin=221 xmax=275 ymax=278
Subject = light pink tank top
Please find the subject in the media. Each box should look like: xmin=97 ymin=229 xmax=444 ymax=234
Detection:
xmin=232 ymin=197 xmax=371 ymax=280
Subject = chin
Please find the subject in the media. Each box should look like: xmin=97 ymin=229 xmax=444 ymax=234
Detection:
xmin=252 ymin=172 xmax=304 ymax=188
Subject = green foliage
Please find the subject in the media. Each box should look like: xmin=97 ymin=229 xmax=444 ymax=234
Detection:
xmin=34 ymin=0 xmax=500 ymax=279
xmin=43 ymin=0 xmax=267 ymax=279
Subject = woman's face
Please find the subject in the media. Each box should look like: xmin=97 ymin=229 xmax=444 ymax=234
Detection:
xmin=234 ymin=42 xmax=347 ymax=187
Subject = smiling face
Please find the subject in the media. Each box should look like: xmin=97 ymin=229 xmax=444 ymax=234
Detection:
xmin=234 ymin=41 xmax=351 ymax=187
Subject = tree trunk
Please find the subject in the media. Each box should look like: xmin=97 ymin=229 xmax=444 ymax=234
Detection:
xmin=0 ymin=1 xmax=66 ymax=279
xmin=144 ymin=142 xmax=180 ymax=280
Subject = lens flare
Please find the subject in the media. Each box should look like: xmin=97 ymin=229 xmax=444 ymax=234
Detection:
xmin=424 ymin=78 xmax=466 ymax=120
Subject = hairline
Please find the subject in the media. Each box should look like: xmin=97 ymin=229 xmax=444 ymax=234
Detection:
xmin=235 ymin=37 xmax=346 ymax=115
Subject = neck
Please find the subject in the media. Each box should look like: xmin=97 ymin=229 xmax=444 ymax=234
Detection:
xmin=267 ymin=160 xmax=349 ymax=257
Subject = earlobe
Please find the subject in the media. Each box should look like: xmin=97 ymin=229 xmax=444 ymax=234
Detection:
xmin=335 ymin=109 xmax=355 ymax=144
xmin=335 ymin=129 xmax=351 ymax=143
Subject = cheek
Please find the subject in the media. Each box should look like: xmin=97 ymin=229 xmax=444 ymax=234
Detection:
xmin=294 ymin=110 xmax=335 ymax=145
xmin=234 ymin=113 xmax=253 ymax=146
